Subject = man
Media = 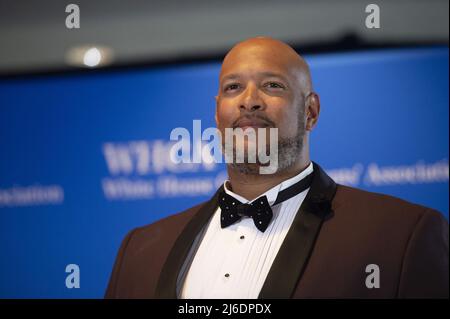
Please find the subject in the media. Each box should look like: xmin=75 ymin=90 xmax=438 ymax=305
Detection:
xmin=105 ymin=37 xmax=449 ymax=299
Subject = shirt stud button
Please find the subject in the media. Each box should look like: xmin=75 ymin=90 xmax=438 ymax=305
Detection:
xmin=225 ymin=273 xmax=230 ymax=278
xmin=240 ymin=235 xmax=245 ymax=240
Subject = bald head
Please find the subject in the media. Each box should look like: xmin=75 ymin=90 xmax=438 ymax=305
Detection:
xmin=220 ymin=37 xmax=312 ymax=97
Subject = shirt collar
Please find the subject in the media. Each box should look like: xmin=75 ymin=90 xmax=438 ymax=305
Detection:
xmin=223 ymin=161 xmax=314 ymax=206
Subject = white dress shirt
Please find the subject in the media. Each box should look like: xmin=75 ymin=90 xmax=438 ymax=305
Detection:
xmin=177 ymin=162 xmax=314 ymax=299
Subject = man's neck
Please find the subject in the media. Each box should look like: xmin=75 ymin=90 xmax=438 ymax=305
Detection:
xmin=226 ymin=160 xmax=311 ymax=201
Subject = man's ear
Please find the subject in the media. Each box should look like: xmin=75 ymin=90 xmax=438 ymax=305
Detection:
xmin=305 ymin=92 xmax=320 ymax=131
xmin=214 ymin=95 xmax=219 ymax=125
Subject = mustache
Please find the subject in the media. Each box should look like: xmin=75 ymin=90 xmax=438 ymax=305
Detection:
xmin=232 ymin=114 xmax=276 ymax=129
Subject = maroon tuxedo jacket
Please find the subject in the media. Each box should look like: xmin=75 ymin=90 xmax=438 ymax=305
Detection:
xmin=105 ymin=162 xmax=449 ymax=298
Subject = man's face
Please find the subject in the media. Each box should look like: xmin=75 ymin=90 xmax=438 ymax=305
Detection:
xmin=215 ymin=42 xmax=307 ymax=172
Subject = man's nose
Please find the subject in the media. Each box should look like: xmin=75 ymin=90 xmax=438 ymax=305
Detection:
xmin=239 ymin=84 xmax=265 ymax=112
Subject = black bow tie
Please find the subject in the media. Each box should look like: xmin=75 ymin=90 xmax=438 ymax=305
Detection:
xmin=219 ymin=172 xmax=314 ymax=232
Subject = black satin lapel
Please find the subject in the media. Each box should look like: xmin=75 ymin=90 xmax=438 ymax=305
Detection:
xmin=258 ymin=162 xmax=337 ymax=299
xmin=155 ymin=186 xmax=222 ymax=298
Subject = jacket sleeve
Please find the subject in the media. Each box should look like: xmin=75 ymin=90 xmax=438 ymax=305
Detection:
xmin=397 ymin=209 xmax=449 ymax=298
xmin=104 ymin=229 xmax=136 ymax=299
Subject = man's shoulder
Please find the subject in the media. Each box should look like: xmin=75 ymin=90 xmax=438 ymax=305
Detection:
xmin=333 ymin=184 xmax=444 ymax=222
xmin=327 ymin=184 xmax=448 ymax=260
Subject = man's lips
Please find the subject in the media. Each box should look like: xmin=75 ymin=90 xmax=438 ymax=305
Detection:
xmin=234 ymin=119 xmax=271 ymax=130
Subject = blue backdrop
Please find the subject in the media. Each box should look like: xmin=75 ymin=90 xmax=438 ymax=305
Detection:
xmin=0 ymin=47 xmax=448 ymax=298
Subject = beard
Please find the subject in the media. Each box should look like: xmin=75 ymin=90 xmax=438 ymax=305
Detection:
xmin=227 ymin=110 xmax=306 ymax=175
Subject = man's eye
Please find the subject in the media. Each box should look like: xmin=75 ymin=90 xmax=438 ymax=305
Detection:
xmin=224 ymin=84 xmax=240 ymax=92
xmin=264 ymin=82 xmax=285 ymax=89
